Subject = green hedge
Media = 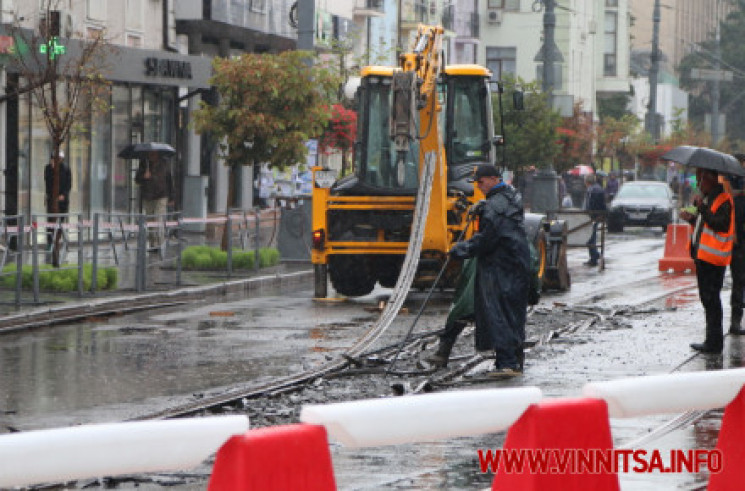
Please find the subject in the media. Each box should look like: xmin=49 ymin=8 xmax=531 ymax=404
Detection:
xmin=0 ymin=264 xmax=119 ymax=292
xmin=181 ymin=245 xmax=280 ymax=270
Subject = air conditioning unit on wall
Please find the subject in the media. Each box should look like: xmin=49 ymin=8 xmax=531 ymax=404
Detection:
xmin=488 ymin=10 xmax=502 ymax=24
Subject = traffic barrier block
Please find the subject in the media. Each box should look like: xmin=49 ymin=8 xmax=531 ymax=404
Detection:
xmin=708 ymin=386 xmax=745 ymax=490
xmin=492 ymin=398 xmax=620 ymax=491
xmin=658 ymin=223 xmax=695 ymax=273
xmin=301 ymin=387 xmax=542 ymax=447
xmin=208 ymin=424 xmax=336 ymax=491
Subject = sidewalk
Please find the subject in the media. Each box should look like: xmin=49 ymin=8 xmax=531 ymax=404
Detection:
xmin=0 ymin=260 xmax=313 ymax=331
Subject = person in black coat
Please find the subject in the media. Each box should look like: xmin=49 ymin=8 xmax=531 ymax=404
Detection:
xmin=584 ymin=174 xmax=606 ymax=266
xmin=44 ymin=151 xmax=72 ymax=266
xmin=729 ymin=155 xmax=745 ymax=335
xmin=449 ymin=164 xmax=531 ymax=377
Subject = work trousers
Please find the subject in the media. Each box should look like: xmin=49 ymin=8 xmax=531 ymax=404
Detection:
xmin=695 ymin=259 xmax=727 ymax=351
xmin=143 ymin=197 xmax=168 ymax=248
xmin=730 ymin=245 xmax=745 ymax=323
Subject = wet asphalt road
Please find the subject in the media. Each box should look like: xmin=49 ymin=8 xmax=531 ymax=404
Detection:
xmin=0 ymin=228 xmax=739 ymax=489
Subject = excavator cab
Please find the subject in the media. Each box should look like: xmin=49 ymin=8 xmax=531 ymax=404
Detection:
xmin=442 ymin=66 xmax=496 ymax=196
xmin=333 ymin=67 xmax=421 ymax=196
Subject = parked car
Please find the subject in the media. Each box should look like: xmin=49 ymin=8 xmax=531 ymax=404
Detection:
xmin=607 ymin=181 xmax=674 ymax=232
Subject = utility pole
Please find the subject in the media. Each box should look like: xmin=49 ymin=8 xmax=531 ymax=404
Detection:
xmin=645 ymin=0 xmax=661 ymax=142
xmin=541 ymin=0 xmax=556 ymax=96
xmin=712 ymin=3 xmax=721 ymax=145
xmin=297 ymin=0 xmax=315 ymax=52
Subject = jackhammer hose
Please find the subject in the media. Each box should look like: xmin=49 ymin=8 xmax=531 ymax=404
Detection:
xmin=386 ymin=213 xmax=476 ymax=375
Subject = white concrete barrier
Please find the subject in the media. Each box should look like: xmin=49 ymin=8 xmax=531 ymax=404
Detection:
xmin=300 ymin=387 xmax=542 ymax=448
xmin=0 ymin=415 xmax=248 ymax=488
xmin=583 ymin=368 xmax=745 ymax=418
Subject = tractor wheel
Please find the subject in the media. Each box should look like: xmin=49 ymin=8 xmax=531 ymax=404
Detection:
xmin=329 ymin=255 xmax=376 ymax=297
xmin=376 ymin=256 xmax=403 ymax=288
xmin=543 ymin=242 xmax=571 ymax=291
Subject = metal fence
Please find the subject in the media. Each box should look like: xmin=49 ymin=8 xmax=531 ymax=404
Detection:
xmin=0 ymin=209 xmax=281 ymax=306
xmin=545 ymin=209 xmax=607 ymax=270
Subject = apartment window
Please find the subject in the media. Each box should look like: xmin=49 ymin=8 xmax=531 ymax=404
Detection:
xmin=605 ymin=0 xmax=618 ymax=6
xmin=86 ymin=26 xmax=103 ymax=40
xmin=126 ymin=33 xmax=143 ymax=48
xmin=487 ymin=0 xmax=520 ymax=11
xmin=250 ymin=0 xmax=266 ymax=13
xmin=604 ymin=11 xmax=617 ymax=76
xmin=125 ymin=0 xmax=144 ymax=32
xmin=486 ymin=46 xmax=516 ymax=81
xmin=86 ymin=0 xmax=106 ymax=21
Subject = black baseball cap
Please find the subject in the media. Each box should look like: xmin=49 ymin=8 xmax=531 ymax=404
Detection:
xmin=468 ymin=164 xmax=501 ymax=182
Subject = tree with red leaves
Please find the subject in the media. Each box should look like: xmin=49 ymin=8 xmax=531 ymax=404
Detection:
xmin=319 ymin=104 xmax=357 ymax=175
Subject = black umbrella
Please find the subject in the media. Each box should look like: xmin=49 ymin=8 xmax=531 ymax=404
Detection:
xmin=662 ymin=145 xmax=745 ymax=177
xmin=118 ymin=142 xmax=176 ymax=159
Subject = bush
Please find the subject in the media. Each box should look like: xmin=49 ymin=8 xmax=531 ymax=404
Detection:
xmin=0 ymin=263 xmax=118 ymax=292
xmin=259 ymin=248 xmax=280 ymax=268
xmin=180 ymin=245 xmax=279 ymax=270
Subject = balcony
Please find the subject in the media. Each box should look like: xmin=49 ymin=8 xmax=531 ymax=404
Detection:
xmin=353 ymin=0 xmax=385 ymax=18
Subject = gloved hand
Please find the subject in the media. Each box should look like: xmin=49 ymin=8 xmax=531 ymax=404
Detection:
xmin=467 ymin=200 xmax=486 ymax=216
xmin=449 ymin=242 xmax=469 ymax=259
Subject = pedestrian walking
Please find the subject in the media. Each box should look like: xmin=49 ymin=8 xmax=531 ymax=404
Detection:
xmin=680 ymin=168 xmax=735 ymax=354
xmin=729 ymin=154 xmax=745 ymax=335
xmin=584 ymin=174 xmax=606 ymax=267
xmin=44 ymin=151 xmax=72 ymax=267
xmin=605 ymin=172 xmax=619 ymax=204
xmin=446 ymin=164 xmax=531 ymax=377
xmin=135 ymin=151 xmax=173 ymax=250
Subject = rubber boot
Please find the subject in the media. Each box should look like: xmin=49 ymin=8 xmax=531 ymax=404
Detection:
xmin=424 ymin=338 xmax=455 ymax=368
xmin=730 ymin=310 xmax=745 ymax=335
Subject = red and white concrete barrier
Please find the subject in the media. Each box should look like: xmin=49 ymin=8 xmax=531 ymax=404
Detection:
xmin=582 ymin=368 xmax=745 ymax=417
xmin=0 ymin=415 xmax=248 ymax=488
xmin=300 ymin=387 xmax=542 ymax=447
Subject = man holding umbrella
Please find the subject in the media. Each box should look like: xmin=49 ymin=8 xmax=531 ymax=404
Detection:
xmin=679 ymin=166 xmax=734 ymax=354
xmin=135 ymin=150 xmax=174 ymax=250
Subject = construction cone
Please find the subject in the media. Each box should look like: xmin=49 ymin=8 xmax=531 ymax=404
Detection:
xmin=658 ymin=223 xmax=695 ymax=273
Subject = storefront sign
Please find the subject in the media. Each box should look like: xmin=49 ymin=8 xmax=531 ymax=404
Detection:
xmin=0 ymin=35 xmax=14 ymax=54
xmin=144 ymin=57 xmax=193 ymax=80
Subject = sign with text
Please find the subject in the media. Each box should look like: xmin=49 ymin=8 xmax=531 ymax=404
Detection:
xmin=690 ymin=68 xmax=733 ymax=82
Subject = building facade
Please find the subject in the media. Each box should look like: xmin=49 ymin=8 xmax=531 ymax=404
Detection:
xmin=1 ymin=0 xmax=212 ymax=221
xmin=478 ymin=0 xmax=631 ymax=119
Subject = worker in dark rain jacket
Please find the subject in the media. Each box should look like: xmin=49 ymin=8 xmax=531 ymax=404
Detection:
xmin=729 ymin=154 xmax=745 ymax=335
xmin=446 ymin=164 xmax=531 ymax=377
xmin=680 ymin=168 xmax=734 ymax=354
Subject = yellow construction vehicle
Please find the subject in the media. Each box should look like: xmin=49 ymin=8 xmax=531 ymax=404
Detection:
xmin=311 ymin=25 xmax=567 ymax=298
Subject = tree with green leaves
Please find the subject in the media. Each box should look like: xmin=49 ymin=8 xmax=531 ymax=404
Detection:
xmin=193 ymin=50 xmax=339 ymax=247
xmin=494 ymin=76 xmax=561 ymax=171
